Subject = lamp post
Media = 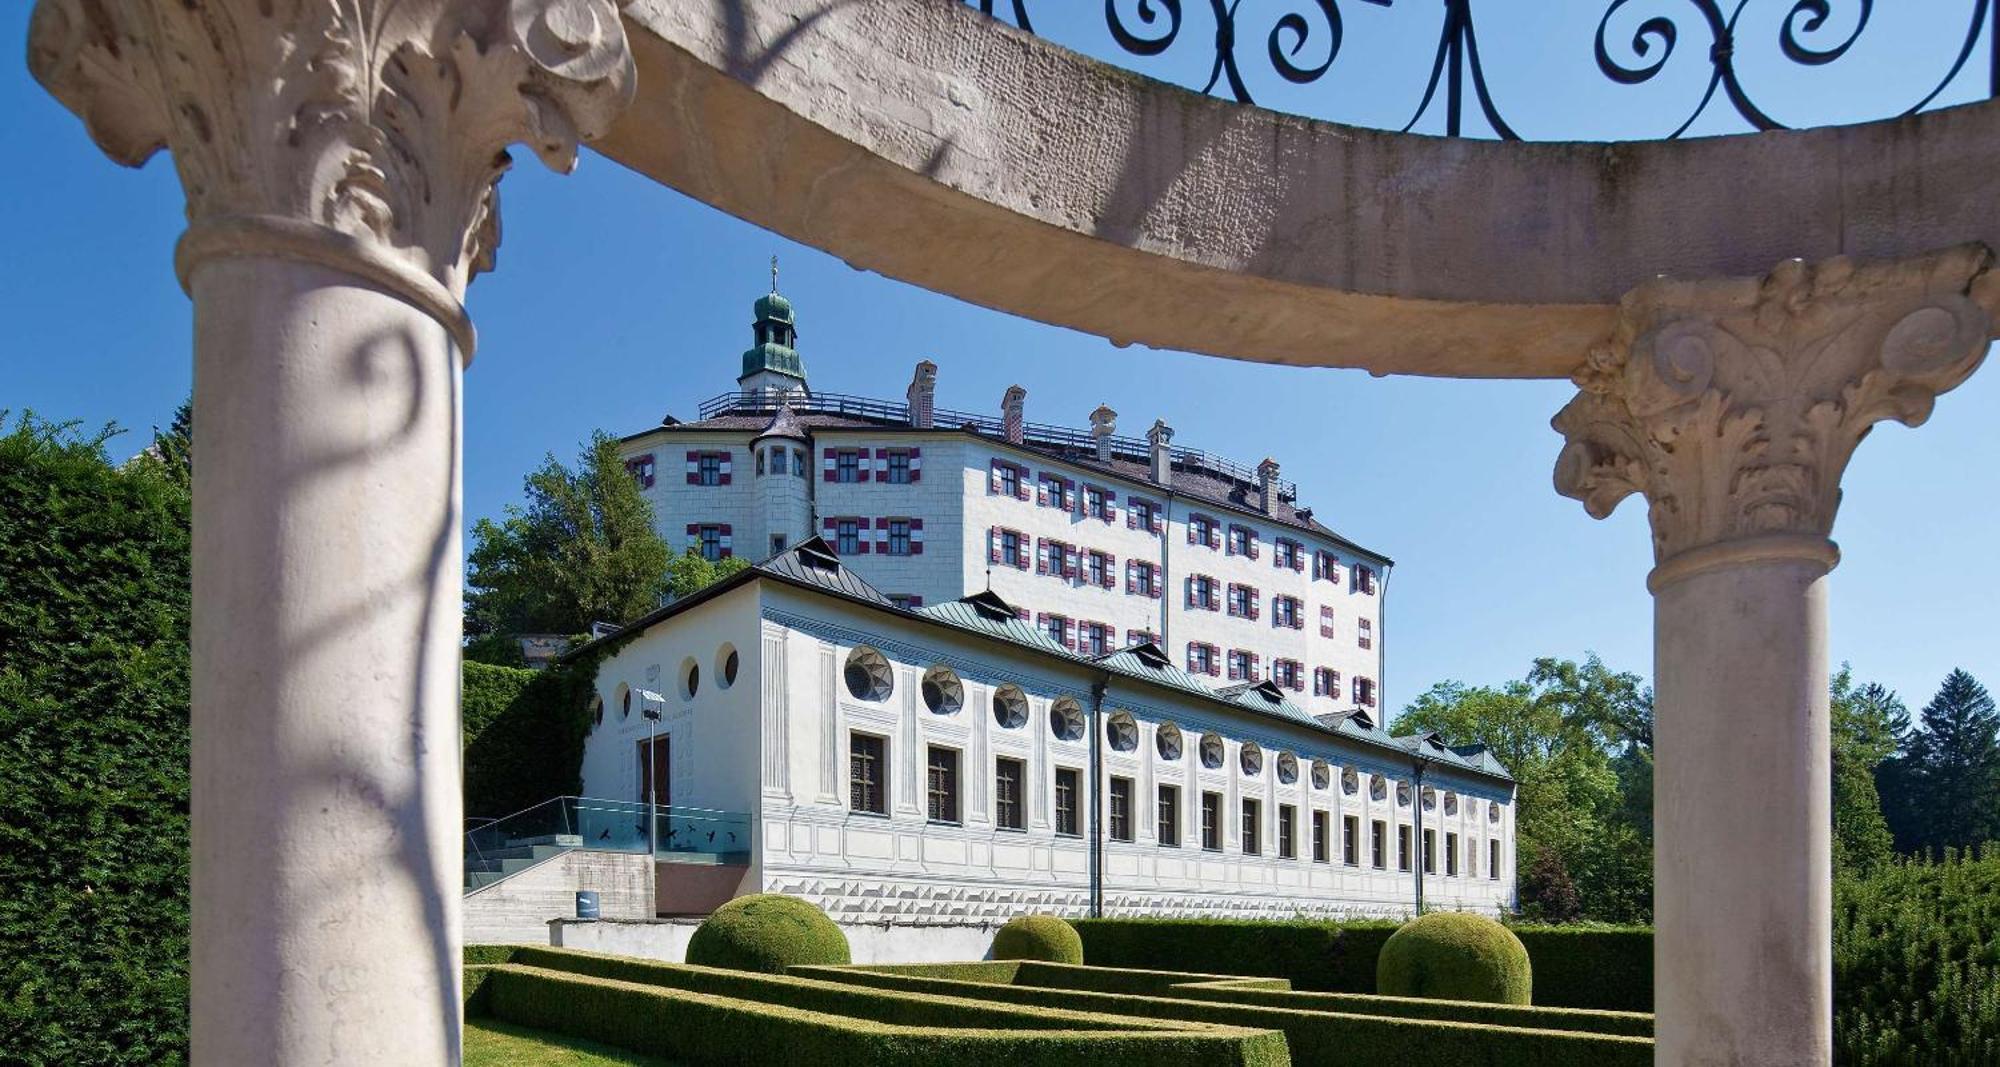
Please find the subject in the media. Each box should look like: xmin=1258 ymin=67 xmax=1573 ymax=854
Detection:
xmin=640 ymin=690 xmax=666 ymax=919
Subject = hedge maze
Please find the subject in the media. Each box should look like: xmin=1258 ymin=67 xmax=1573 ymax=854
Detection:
xmin=463 ymin=946 xmax=1653 ymax=1066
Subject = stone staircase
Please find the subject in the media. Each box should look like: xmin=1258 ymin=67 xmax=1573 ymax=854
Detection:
xmin=465 ymin=833 xmax=584 ymax=892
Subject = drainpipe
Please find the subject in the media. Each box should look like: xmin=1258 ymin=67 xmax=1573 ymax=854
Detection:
xmin=1411 ymin=759 xmax=1426 ymax=915
xmin=1378 ymin=562 xmax=1392 ymax=717
xmin=1089 ymin=677 xmax=1108 ymax=918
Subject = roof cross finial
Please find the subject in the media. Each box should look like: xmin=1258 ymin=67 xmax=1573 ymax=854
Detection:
xmin=770 ymin=254 xmax=779 ymax=293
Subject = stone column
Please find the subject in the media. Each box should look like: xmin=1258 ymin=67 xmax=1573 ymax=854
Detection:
xmin=1553 ymin=246 xmax=1995 ymax=1066
xmin=27 ymin=3 xmax=633 ymax=1064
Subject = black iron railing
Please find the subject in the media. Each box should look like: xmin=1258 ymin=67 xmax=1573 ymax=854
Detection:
xmin=972 ymin=1 xmax=1997 ymax=140
xmin=692 ymin=389 xmax=1299 ymax=500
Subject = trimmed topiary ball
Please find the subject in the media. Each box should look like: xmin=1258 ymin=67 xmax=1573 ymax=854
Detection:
xmin=991 ymin=914 xmax=1084 ymax=964
xmin=685 ymin=893 xmax=849 ymax=973
xmin=1376 ymin=911 xmax=1532 ymax=1004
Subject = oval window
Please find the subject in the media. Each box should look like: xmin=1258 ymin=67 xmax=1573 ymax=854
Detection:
xmin=922 ymin=665 xmax=963 ymax=716
xmin=1049 ymin=697 xmax=1084 ymax=741
xmin=844 ymin=647 xmax=893 ymax=702
xmin=717 ymin=645 xmax=740 ymax=690
xmin=1156 ymin=722 xmax=1184 ymax=761
xmin=993 ymin=685 xmax=1029 ymax=730
xmin=1200 ymin=734 xmax=1225 ymax=770
xmin=1240 ymin=742 xmax=1263 ymax=777
xmin=1106 ymin=711 xmax=1138 ymax=752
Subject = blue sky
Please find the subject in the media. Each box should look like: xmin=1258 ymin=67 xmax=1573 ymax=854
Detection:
xmin=4 ymin=4 xmax=1995 ymax=714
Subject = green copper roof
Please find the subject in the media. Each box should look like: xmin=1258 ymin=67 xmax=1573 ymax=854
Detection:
xmin=740 ymin=341 xmax=806 ymax=381
xmin=754 ymin=291 xmax=794 ymax=322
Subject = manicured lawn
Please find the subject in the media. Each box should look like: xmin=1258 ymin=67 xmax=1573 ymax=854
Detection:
xmin=465 ymin=1018 xmax=682 ymax=1066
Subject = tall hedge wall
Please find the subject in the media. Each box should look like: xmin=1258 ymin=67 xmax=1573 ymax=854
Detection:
xmin=462 ymin=660 xmax=595 ymax=818
xmin=0 ymin=418 xmax=191 ymax=1064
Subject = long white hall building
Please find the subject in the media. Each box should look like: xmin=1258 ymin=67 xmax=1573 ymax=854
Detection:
xmin=575 ymin=539 xmax=1515 ymax=921
xmin=618 ymin=285 xmax=1391 ymax=717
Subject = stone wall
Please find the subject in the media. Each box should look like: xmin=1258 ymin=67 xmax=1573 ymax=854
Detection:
xmin=464 ymin=850 xmax=654 ymax=945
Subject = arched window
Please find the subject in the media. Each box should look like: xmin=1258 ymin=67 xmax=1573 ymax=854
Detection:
xmin=844 ymin=647 xmax=893 ymax=702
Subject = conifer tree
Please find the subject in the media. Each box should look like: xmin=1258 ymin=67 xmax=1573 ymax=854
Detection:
xmin=1882 ymin=669 xmax=2000 ymax=854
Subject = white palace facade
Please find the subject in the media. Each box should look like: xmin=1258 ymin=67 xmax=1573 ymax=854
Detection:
xmin=617 ymin=285 xmax=1391 ymax=717
xmin=574 ymin=539 xmax=1516 ymax=922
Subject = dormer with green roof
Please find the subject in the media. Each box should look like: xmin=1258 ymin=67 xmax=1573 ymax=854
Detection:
xmin=739 ymin=259 xmax=808 ymax=395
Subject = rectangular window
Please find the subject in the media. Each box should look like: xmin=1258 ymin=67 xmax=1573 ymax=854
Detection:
xmin=1372 ymin=820 xmax=1388 ymax=869
xmin=1188 ymin=643 xmax=1218 ymax=676
xmin=999 ymin=463 xmax=1020 ymax=497
xmin=835 ymin=519 xmax=860 ymax=556
xmin=697 ymin=453 xmax=722 ymax=486
xmin=1043 ymin=614 xmax=1068 ymax=646
xmin=1189 ymin=575 xmax=1218 ymax=610
xmin=1085 ymin=485 xmax=1110 ymax=520
xmin=1001 ymin=529 xmax=1024 ymax=568
xmin=1054 ymin=768 xmax=1081 ymax=837
xmin=1355 ymin=677 xmax=1376 ymax=707
xmin=1109 ymin=777 xmax=1133 ymax=842
xmin=1042 ymin=476 xmax=1071 ymax=511
xmin=1228 ymin=525 xmax=1252 ymax=556
xmin=1490 ymin=839 xmax=1501 ymax=880
xmin=625 ymin=454 xmax=656 ymax=488
xmin=1446 ymin=831 xmax=1460 ymax=876
xmin=1131 ymin=499 xmax=1157 ymax=531
xmin=1273 ymin=660 xmax=1301 ymax=691
xmin=1398 ymin=824 xmax=1412 ymax=872
xmin=1241 ymin=798 xmax=1262 ymax=856
xmin=1133 ymin=562 xmax=1158 ymax=598
xmin=794 ymin=448 xmax=807 ymax=478
xmin=887 ymin=519 xmax=912 ymax=556
xmin=885 ymin=450 xmax=912 ymax=484
xmin=850 ymin=733 xmax=886 ymax=815
xmin=1200 ymin=791 xmax=1222 ymax=851
xmin=1358 ymin=618 xmax=1374 ymax=650
xmin=1312 ymin=811 xmax=1330 ymax=863
xmin=1190 ymin=515 xmax=1216 ymax=547
xmin=1158 ymin=785 xmax=1180 ymax=847
xmin=1274 ymin=596 xmax=1300 ymax=629
xmin=770 ymin=448 xmax=787 ymax=475
xmin=771 ymin=534 xmax=788 ymax=556
xmin=1424 ymin=829 xmax=1437 ymax=874
xmin=1227 ymin=650 xmax=1256 ymax=682
xmin=1081 ymin=622 xmax=1109 ymax=657
xmin=1278 ymin=804 xmax=1296 ymax=859
xmin=1227 ymin=583 xmax=1252 ymax=617
xmin=1356 ymin=566 xmax=1378 ymax=594
xmin=1343 ymin=815 xmax=1361 ymax=866
xmin=1086 ymin=551 xmax=1109 ymax=588
xmin=927 ymin=747 xmax=960 ymax=825
xmin=835 ymin=450 xmax=860 ymax=483
xmin=995 ymin=757 xmax=1026 ymax=830
xmin=699 ymin=526 xmax=722 ymax=562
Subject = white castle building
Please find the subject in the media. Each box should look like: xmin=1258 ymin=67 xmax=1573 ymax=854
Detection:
xmin=574 ymin=538 xmax=1515 ymax=922
xmin=618 ymin=283 xmax=1392 ymax=715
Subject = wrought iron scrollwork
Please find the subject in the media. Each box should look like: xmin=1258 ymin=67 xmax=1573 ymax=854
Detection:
xmin=972 ymin=0 xmax=1998 ymax=140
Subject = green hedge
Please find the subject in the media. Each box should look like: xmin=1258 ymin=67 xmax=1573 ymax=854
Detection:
xmin=462 ymin=661 xmax=595 ymax=818
xmin=1071 ymin=918 xmax=1399 ymax=993
xmin=1072 ymin=918 xmax=1653 ymax=1012
xmin=796 ymin=962 xmax=1651 ymax=1066
xmin=472 ymin=957 xmax=1288 ymax=1066
xmin=991 ymin=914 xmax=1084 ymax=964
xmin=850 ymin=960 xmax=1647 ymax=1036
xmin=685 ymin=894 xmax=850 ymax=973
xmin=0 ymin=417 xmax=191 ymax=1065
xmin=1377 ymin=913 xmax=1532 ymax=1005
xmin=1507 ymin=925 xmax=1651 ymax=1012
xmin=1834 ymin=848 xmax=2000 ymax=1063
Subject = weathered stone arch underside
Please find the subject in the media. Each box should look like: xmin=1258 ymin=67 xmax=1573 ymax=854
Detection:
xmin=606 ymin=0 xmax=2000 ymax=378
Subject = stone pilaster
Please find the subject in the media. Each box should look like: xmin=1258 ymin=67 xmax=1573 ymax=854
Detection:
xmin=1551 ymin=245 xmax=1994 ymax=1066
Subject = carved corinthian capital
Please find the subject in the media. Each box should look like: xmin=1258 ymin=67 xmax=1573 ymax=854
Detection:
xmin=1553 ymin=246 xmax=1994 ymax=565
xmin=28 ymin=0 xmax=635 ymax=348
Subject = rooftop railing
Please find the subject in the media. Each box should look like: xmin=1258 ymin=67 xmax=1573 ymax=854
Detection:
xmin=692 ymin=389 xmax=1299 ymax=501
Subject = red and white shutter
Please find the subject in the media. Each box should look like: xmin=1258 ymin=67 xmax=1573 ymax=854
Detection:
xmin=1016 ymin=472 xmax=1031 ymax=502
xmin=1036 ymin=476 xmax=1049 ymax=507
xmin=717 ymin=453 xmax=732 ymax=486
xmin=685 ymin=523 xmax=700 ymax=549
xmin=1063 ymin=619 xmax=1077 ymax=652
xmin=1103 ymin=553 xmax=1117 ymax=589
xmin=1103 ymin=490 xmax=1117 ymax=524
xmin=874 ymin=516 xmax=890 ymax=554
xmin=989 ymin=528 xmax=1002 ymax=565
xmin=685 ymin=451 xmax=700 ymax=485
xmin=718 ymin=524 xmax=733 ymax=558
xmin=909 ymin=448 xmax=922 ymax=483
xmin=1249 ymin=589 xmax=1261 ymax=621
xmin=822 ymin=449 xmax=837 ymax=482
xmin=909 ymin=518 xmax=924 ymax=555
xmin=1125 ymin=561 xmax=1136 ymax=595
xmin=990 ymin=462 xmax=1004 ymax=494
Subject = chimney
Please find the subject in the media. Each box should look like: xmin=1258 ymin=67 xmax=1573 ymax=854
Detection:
xmin=1002 ymin=385 xmax=1027 ymax=444
xmin=1089 ymin=404 xmax=1117 ymax=462
xmin=1257 ymin=457 xmax=1281 ymax=515
xmin=1147 ymin=419 xmax=1174 ymax=485
xmin=907 ymin=360 xmax=937 ymax=429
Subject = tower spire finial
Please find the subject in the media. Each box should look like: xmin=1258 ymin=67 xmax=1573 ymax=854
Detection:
xmin=770 ymin=254 xmax=779 ymax=293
